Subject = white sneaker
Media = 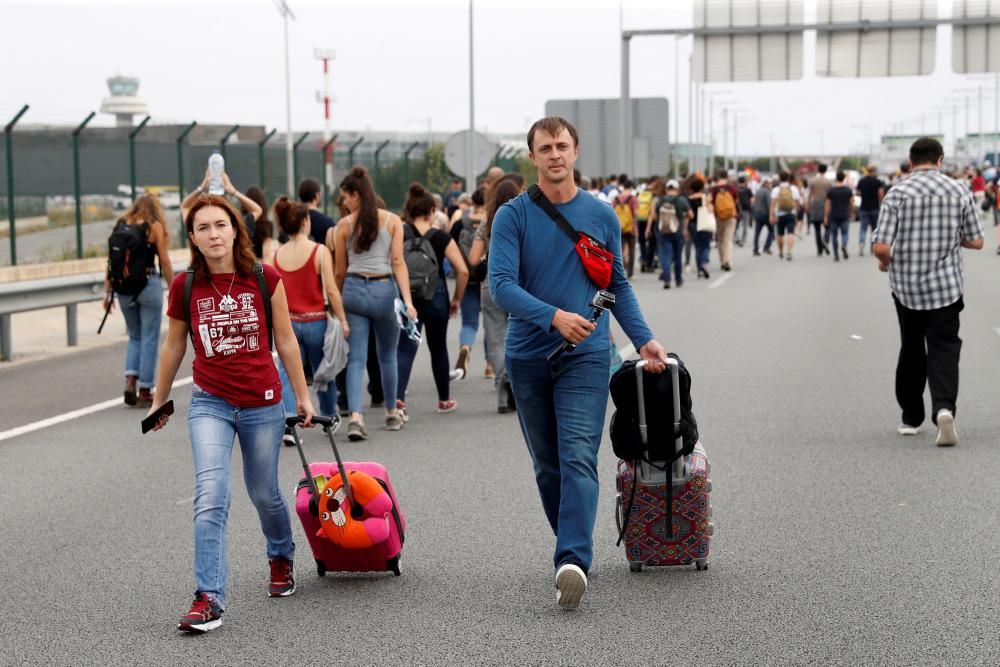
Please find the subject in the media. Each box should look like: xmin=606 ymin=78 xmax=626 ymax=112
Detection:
xmin=935 ymin=409 xmax=958 ymax=447
xmin=554 ymin=563 xmax=587 ymax=610
xmin=897 ymin=424 xmax=920 ymax=436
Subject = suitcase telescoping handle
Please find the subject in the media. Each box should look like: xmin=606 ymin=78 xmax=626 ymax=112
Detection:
xmin=285 ymin=416 xmax=357 ymax=514
xmin=634 ymin=358 xmax=685 ymax=481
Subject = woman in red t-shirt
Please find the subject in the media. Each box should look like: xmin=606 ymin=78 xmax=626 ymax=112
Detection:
xmin=146 ymin=194 xmax=315 ymax=634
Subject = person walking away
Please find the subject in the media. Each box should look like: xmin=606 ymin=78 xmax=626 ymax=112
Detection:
xmin=242 ymin=186 xmax=278 ymax=264
xmin=333 ymin=167 xmax=416 ymax=440
xmin=103 ymin=194 xmax=175 ymax=406
xmin=613 ymin=180 xmax=639 ymax=278
xmin=489 ymin=116 xmax=668 ymax=610
xmin=770 ymin=171 xmax=801 ymax=261
xmin=450 ymin=187 xmax=489 ymax=379
xmin=751 ymin=178 xmax=774 ymax=256
xmin=708 ymin=169 xmax=739 ymax=271
xmin=469 ymin=175 xmax=523 ymax=412
xmin=872 ymin=137 xmax=984 ymax=446
xmin=442 ymin=178 xmax=464 ymax=221
xmin=635 ymin=178 xmax=657 ymax=273
xmin=736 ymin=175 xmax=753 ymax=247
xmin=146 ymin=194 xmax=316 ymax=633
xmin=649 ymin=178 xmax=690 ymax=289
xmin=856 ymin=166 xmax=885 ymax=256
xmin=272 ymin=196 xmax=349 ymax=443
xmin=824 ymin=171 xmax=855 ymax=261
xmin=688 ymin=179 xmax=712 ymax=278
xmin=808 ymin=164 xmax=831 ymax=248
xmin=396 ymin=183 xmax=468 ymax=416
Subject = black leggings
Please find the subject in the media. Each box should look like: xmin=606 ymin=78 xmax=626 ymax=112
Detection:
xmin=397 ymin=281 xmax=451 ymax=402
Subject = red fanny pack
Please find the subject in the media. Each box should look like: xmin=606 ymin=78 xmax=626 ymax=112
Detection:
xmin=528 ymin=185 xmax=614 ymax=289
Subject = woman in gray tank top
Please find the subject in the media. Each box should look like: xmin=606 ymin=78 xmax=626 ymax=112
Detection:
xmin=334 ymin=167 xmax=416 ymax=439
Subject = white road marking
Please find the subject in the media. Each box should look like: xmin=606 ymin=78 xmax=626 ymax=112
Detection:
xmin=851 ymin=334 xmax=864 ymax=340
xmin=175 ymin=495 xmax=196 ymax=506
xmin=707 ymin=274 xmax=733 ymax=290
xmin=0 ymin=376 xmax=193 ymax=443
xmin=994 ymin=328 xmax=1000 ymax=338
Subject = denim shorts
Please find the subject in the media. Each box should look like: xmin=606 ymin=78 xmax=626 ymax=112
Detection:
xmin=775 ymin=214 xmax=796 ymax=236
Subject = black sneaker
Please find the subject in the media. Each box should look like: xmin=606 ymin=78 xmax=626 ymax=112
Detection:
xmin=178 ymin=593 xmax=223 ymax=633
xmin=282 ymin=426 xmax=296 ymax=447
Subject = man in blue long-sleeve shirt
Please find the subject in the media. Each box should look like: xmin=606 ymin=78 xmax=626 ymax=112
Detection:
xmin=489 ymin=116 xmax=668 ymax=610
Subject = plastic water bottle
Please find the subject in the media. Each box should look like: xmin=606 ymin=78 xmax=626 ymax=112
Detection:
xmin=207 ymin=151 xmax=225 ymax=195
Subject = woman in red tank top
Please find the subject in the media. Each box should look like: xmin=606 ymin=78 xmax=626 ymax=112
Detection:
xmin=273 ymin=197 xmax=348 ymax=431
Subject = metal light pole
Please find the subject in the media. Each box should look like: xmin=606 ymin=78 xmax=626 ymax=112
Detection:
xmin=995 ymin=73 xmax=999 ymax=164
xmin=321 ymin=133 xmax=338 ymax=216
xmin=978 ymin=85 xmax=984 ymax=164
xmin=673 ymin=36 xmax=679 ymax=177
xmin=315 ymin=48 xmax=336 ymax=196
xmin=620 ymin=31 xmax=631 ymax=175
xmin=467 ymin=0 xmax=477 ymax=191
xmin=272 ymin=0 xmax=296 ymax=196
xmin=5 ymin=104 xmax=28 ymax=266
xmin=72 ymin=111 xmax=96 ymax=259
xmin=129 ymin=115 xmax=151 ymax=202
xmin=687 ymin=48 xmax=693 ymax=175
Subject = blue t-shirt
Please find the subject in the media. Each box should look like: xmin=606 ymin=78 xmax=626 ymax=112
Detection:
xmin=488 ymin=187 xmax=655 ymax=360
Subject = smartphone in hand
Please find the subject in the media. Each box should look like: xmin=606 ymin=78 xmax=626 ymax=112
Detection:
xmin=141 ymin=400 xmax=175 ymax=434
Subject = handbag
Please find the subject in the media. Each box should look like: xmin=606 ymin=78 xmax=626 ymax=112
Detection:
xmin=696 ymin=203 xmax=716 ymax=234
xmin=528 ymin=185 xmax=614 ymax=289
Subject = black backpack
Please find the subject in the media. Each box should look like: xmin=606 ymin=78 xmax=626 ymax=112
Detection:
xmin=609 ymin=353 xmax=699 ymax=464
xmin=404 ymin=226 xmax=440 ymax=302
xmin=456 ymin=213 xmax=487 ymax=283
xmin=107 ymin=219 xmax=150 ymax=297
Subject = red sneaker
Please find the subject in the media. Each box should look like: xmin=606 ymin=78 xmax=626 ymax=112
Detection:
xmin=177 ymin=593 xmax=223 ymax=633
xmin=268 ymin=558 xmax=295 ymax=597
xmin=437 ymin=399 xmax=457 ymax=413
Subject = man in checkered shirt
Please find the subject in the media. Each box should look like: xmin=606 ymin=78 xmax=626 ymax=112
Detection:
xmin=873 ymin=137 xmax=984 ymax=447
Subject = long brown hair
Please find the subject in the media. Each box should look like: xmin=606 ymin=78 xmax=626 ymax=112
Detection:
xmin=485 ymin=177 xmax=521 ymax=239
xmin=184 ymin=195 xmax=255 ymax=279
xmin=125 ymin=193 xmax=169 ymax=242
xmin=339 ymin=166 xmax=380 ymax=254
xmin=244 ymin=186 xmax=271 ymax=256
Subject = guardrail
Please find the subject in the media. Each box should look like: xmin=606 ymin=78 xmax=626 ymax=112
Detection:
xmin=0 ymin=269 xmax=181 ymax=361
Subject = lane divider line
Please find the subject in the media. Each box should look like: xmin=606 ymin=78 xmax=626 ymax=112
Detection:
xmin=707 ymin=273 xmax=733 ymax=290
xmin=0 ymin=376 xmax=193 ymax=443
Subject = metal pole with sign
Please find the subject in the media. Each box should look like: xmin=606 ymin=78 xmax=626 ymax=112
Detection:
xmin=72 ymin=111 xmax=96 ymax=259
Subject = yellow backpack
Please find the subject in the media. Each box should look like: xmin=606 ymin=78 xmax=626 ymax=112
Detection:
xmin=615 ymin=196 xmax=635 ymax=234
xmin=636 ymin=190 xmax=654 ymax=221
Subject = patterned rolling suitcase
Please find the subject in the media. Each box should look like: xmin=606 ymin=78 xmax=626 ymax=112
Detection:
xmin=287 ymin=416 xmax=405 ymax=577
xmin=614 ymin=358 xmax=714 ymax=572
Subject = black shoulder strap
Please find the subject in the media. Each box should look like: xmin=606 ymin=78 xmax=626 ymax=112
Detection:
xmin=527 ymin=184 xmax=578 ymax=244
xmin=183 ymin=268 xmax=195 ymax=345
xmin=253 ymin=263 xmax=274 ymax=352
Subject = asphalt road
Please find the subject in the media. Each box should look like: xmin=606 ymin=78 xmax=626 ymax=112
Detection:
xmin=2 ymin=232 xmax=999 ymax=665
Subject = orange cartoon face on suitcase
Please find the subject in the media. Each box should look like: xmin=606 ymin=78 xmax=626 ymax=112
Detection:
xmin=318 ymin=470 xmax=394 ymax=549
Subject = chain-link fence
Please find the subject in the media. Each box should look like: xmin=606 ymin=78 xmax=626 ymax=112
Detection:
xmin=0 ymin=118 xmax=530 ymax=267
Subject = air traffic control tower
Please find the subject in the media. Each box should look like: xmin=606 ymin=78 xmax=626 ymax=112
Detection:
xmin=99 ymin=75 xmax=149 ymax=127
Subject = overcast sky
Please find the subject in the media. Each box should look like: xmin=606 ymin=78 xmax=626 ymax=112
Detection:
xmin=1 ymin=0 xmax=997 ymax=156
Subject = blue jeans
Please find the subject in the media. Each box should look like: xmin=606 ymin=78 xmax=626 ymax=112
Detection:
xmin=506 ymin=352 xmax=610 ymax=573
xmin=753 ymin=213 xmax=774 ymax=252
xmin=397 ymin=281 xmax=451 ymax=402
xmin=277 ymin=318 xmax=337 ymax=418
xmin=342 ymin=276 xmax=399 ymax=415
xmin=459 ymin=283 xmax=481 ymax=350
xmin=655 ymin=228 xmax=684 ymax=285
xmin=829 ymin=218 xmax=848 ymax=255
xmin=859 ymin=209 xmax=879 ymax=246
xmin=187 ymin=388 xmax=292 ymax=609
xmin=121 ymin=279 xmax=163 ymax=389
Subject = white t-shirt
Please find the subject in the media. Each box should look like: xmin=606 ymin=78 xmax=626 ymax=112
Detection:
xmin=770 ymin=184 xmax=802 ymax=214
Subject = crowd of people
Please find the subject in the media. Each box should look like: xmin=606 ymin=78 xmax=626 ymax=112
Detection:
xmin=101 ymin=120 xmax=992 ymax=629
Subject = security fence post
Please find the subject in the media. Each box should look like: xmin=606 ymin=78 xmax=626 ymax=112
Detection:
xmin=72 ymin=111 xmax=96 ymax=259
xmin=4 ymin=104 xmax=29 ymax=266
xmin=129 ymin=115 xmax=151 ymax=202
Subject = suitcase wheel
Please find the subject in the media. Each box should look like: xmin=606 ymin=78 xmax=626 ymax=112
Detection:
xmin=387 ymin=556 xmax=401 ymax=576
xmin=629 ymin=562 xmax=642 ymax=573
xmin=695 ymin=560 xmax=709 ymax=571
xmin=316 ymin=560 xmax=327 ymax=577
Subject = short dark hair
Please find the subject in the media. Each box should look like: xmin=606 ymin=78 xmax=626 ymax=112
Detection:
xmin=716 ymin=169 xmax=728 ymax=180
xmin=900 ymin=162 xmax=912 ymax=174
xmin=298 ymin=178 xmax=321 ymax=203
xmin=779 ymin=171 xmax=790 ymax=183
xmin=836 ymin=170 xmax=846 ymax=182
xmin=622 ymin=179 xmax=634 ymax=189
xmin=818 ymin=163 xmax=828 ymax=174
xmin=909 ymin=137 xmax=943 ymax=166
xmin=573 ymin=168 xmax=582 ymax=186
xmin=527 ymin=116 xmax=579 ymax=152
xmin=619 ymin=173 xmax=628 ymax=183
xmin=738 ymin=175 xmax=747 ymax=184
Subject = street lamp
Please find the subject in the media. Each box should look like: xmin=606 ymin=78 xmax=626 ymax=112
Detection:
xmin=271 ymin=0 xmax=296 ymax=196
xmin=314 ymin=47 xmax=336 ymax=195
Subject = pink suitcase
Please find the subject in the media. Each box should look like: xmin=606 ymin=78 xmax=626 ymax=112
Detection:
xmin=286 ymin=417 xmax=405 ymax=577
xmin=614 ymin=359 xmax=713 ymax=572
